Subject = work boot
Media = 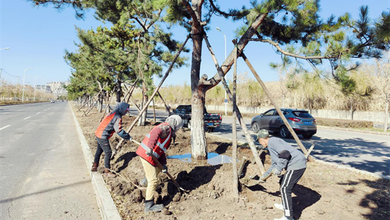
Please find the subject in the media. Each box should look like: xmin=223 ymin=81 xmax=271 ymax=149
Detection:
xmin=91 ymin=162 xmax=98 ymax=172
xmin=144 ymin=200 xmax=164 ymax=213
xmin=274 ymin=203 xmax=284 ymax=211
xmin=103 ymin=168 xmax=116 ymax=178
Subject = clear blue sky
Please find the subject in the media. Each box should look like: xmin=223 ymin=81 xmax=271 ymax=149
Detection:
xmin=0 ymin=0 xmax=388 ymax=87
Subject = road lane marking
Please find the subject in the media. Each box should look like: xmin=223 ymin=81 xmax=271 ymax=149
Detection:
xmin=37 ymin=112 xmax=41 ymax=114
xmin=0 ymin=125 xmax=10 ymax=130
xmin=24 ymin=116 xmax=31 ymax=120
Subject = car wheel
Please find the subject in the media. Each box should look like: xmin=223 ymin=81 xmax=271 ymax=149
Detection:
xmin=302 ymin=134 xmax=313 ymax=139
xmin=251 ymin=122 xmax=260 ymax=133
xmin=279 ymin=126 xmax=291 ymax=138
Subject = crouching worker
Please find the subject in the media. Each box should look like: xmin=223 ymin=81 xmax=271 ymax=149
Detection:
xmin=92 ymin=102 xmax=132 ymax=177
xmin=136 ymin=115 xmax=183 ymax=213
xmin=257 ymin=129 xmax=307 ymax=220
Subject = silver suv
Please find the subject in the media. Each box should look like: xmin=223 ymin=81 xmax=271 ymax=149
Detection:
xmin=251 ymin=108 xmax=317 ymax=139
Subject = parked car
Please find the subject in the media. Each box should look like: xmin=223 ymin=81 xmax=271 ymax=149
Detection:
xmin=173 ymin=105 xmax=222 ymax=132
xmin=251 ymin=108 xmax=317 ymax=139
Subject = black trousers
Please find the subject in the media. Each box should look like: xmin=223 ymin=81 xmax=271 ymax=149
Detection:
xmin=279 ymin=168 xmax=306 ymax=219
xmin=94 ymin=137 xmax=112 ymax=169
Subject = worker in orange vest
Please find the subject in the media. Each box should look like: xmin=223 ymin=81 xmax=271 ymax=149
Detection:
xmin=92 ymin=102 xmax=132 ymax=177
xmin=136 ymin=115 xmax=183 ymax=213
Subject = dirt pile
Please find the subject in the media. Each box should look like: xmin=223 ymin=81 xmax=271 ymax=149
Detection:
xmin=73 ymin=104 xmax=390 ymax=220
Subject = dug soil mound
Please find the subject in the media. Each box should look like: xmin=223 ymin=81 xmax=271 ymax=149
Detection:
xmin=72 ymin=103 xmax=390 ymax=220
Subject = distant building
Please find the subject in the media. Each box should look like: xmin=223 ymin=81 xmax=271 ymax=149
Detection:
xmin=35 ymin=81 xmax=69 ymax=96
xmin=35 ymin=85 xmax=51 ymax=93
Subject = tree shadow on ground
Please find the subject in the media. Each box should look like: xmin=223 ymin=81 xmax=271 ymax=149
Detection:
xmin=159 ymin=165 xmax=222 ymax=206
xmin=283 ymin=136 xmax=390 ymax=177
xmin=176 ymin=165 xmax=222 ymax=191
xmin=114 ymin=152 xmax=137 ymax=172
xmin=340 ymin=178 xmax=390 ymax=220
xmin=213 ymin=142 xmax=230 ymax=154
xmin=293 ymin=184 xmax=322 ymax=219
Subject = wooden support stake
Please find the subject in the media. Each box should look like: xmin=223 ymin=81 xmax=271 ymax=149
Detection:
xmin=157 ymin=91 xmax=172 ymax=115
xmin=122 ymin=78 xmax=139 ymax=103
xmin=305 ymin=143 xmax=316 ymax=160
xmin=241 ymin=52 xmax=309 ymax=156
xmin=153 ymin=97 xmax=156 ymax=122
xmin=99 ymin=92 xmax=115 ymax=122
xmin=130 ymin=96 xmax=141 ymax=111
xmin=238 ymin=156 xmax=249 ymax=179
xmin=112 ymin=35 xmax=190 ymax=158
xmin=203 ymin=35 xmax=265 ymax=174
xmin=84 ymin=93 xmax=100 ymax=116
xmin=232 ymin=45 xmax=239 ymax=197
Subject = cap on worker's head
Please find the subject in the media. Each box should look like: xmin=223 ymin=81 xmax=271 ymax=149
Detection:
xmin=257 ymin=129 xmax=269 ymax=139
xmin=166 ymin=115 xmax=183 ymax=132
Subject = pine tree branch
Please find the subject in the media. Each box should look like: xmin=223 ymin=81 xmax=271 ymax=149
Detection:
xmin=208 ymin=0 xmax=236 ymax=17
xmin=181 ymin=0 xmax=201 ymax=28
xmin=250 ymin=38 xmax=346 ymax=60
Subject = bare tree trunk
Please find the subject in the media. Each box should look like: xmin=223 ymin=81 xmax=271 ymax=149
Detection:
xmin=138 ymin=83 xmax=148 ymax=126
xmin=98 ymin=91 xmax=104 ymax=113
xmin=385 ymin=100 xmax=389 ymax=132
xmin=350 ymin=98 xmax=354 ymax=120
xmin=190 ymin=1 xmax=207 ymax=160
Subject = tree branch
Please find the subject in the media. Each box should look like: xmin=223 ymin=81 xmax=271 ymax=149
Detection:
xmin=250 ymin=38 xmax=344 ymax=60
xmin=181 ymin=0 xmax=201 ymax=28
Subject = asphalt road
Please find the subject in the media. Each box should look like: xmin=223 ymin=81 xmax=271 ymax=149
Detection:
xmin=216 ymin=115 xmax=390 ymax=178
xmin=138 ymin=107 xmax=390 ymax=179
xmin=0 ymin=102 xmax=100 ymax=220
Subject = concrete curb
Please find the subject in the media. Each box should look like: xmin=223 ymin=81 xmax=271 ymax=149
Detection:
xmin=70 ymin=103 xmax=121 ymax=220
xmin=317 ymin=125 xmax=390 ymax=136
xmin=312 ymin=158 xmax=390 ymax=180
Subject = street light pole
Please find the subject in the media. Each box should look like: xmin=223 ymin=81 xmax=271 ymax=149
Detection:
xmin=22 ymin=67 xmax=33 ymax=102
xmin=216 ymin=27 xmax=228 ymax=116
xmin=34 ymin=75 xmax=41 ymax=101
xmin=0 ymin=48 xmax=10 ymax=85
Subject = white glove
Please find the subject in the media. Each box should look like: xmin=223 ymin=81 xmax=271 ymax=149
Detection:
xmin=146 ymin=148 xmax=153 ymax=156
xmin=272 ymin=168 xmax=281 ymax=176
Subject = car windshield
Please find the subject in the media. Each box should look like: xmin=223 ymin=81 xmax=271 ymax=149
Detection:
xmin=292 ymin=111 xmax=312 ymax=118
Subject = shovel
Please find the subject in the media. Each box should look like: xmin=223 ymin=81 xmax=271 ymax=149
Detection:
xmin=131 ymin=139 xmax=189 ymax=193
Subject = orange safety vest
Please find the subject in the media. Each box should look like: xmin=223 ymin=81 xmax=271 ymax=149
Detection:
xmin=136 ymin=122 xmax=172 ymax=166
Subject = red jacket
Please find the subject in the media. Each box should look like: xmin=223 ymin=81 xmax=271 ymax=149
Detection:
xmin=136 ymin=122 xmax=172 ymax=166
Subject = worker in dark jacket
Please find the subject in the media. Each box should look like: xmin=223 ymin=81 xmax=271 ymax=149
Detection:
xmin=257 ymin=129 xmax=306 ymax=220
xmin=92 ymin=102 xmax=132 ymax=177
xmin=136 ymin=115 xmax=183 ymax=213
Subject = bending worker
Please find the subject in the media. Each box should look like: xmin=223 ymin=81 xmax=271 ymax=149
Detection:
xmin=136 ymin=115 xmax=183 ymax=213
xmin=92 ymin=102 xmax=132 ymax=177
xmin=257 ymin=129 xmax=307 ymax=220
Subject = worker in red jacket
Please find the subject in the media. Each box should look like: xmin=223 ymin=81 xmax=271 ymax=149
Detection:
xmin=136 ymin=115 xmax=183 ymax=213
xmin=92 ymin=102 xmax=132 ymax=177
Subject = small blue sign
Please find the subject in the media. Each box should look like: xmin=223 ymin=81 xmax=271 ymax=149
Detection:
xmin=224 ymin=99 xmax=228 ymax=103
